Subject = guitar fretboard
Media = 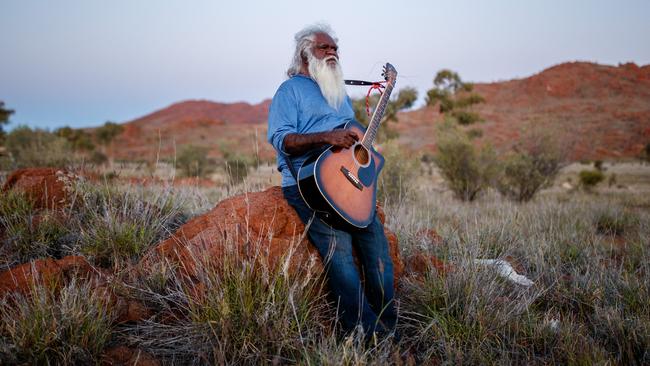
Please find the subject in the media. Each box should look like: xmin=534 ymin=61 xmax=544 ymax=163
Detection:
xmin=361 ymin=81 xmax=395 ymax=149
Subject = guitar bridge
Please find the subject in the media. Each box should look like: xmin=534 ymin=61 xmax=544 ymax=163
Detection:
xmin=340 ymin=166 xmax=363 ymax=191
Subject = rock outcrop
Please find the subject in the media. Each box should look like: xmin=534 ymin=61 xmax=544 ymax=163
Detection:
xmin=101 ymin=346 xmax=161 ymax=366
xmin=0 ymin=255 xmax=94 ymax=295
xmin=144 ymin=186 xmax=404 ymax=281
xmin=0 ymin=255 xmax=152 ymax=324
xmin=2 ymin=167 xmax=71 ymax=209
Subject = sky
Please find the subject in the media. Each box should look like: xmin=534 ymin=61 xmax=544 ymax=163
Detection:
xmin=1 ymin=0 xmax=649 ymax=130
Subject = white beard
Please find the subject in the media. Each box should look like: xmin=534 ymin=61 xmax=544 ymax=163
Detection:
xmin=307 ymin=53 xmax=347 ymax=110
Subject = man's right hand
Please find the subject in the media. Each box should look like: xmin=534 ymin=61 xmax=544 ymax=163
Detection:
xmin=325 ymin=129 xmax=360 ymax=149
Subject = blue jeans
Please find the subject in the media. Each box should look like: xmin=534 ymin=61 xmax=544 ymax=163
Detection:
xmin=282 ymin=185 xmax=397 ymax=336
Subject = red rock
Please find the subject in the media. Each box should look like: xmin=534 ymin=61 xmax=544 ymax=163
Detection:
xmin=0 ymin=255 xmax=94 ymax=296
xmin=113 ymin=296 xmax=154 ymax=324
xmin=143 ymin=186 xmax=403 ymax=282
xmin=404 ymin=252 xmax=452 ymax=278
xmin=0 ymin=256 xmax=152 ymax=326
xmin=101 ymin=346 xmax=160 ymax=366
xmin=2 ymin=168 xmax=71 ymax=209
xmin=415 ymin=228 xmax=444 ymax=246
xmin=504 ymin=255 xmax=526 ymax=274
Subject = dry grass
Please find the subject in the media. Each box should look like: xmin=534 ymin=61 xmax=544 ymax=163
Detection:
xmin=0 ymin=279 xmax=115 ymax=365
xmin=1 ymin=161 xmax=649 ymax=364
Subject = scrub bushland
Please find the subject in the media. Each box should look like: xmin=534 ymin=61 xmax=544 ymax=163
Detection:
xmin=0 ymin=163 xmax=648 ymax=365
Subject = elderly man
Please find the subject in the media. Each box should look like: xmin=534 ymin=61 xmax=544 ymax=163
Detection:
xmin=267 ymin=24 xmax=397 ymax=339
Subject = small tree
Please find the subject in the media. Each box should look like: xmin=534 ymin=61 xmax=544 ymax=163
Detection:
xmin=640 ymin=142 xmax=650 ymax=163
xmin=175 ymin=145 xmax=213 ymax=178
xmin=55 ymin=126 xmax=95 ymax=152
xmin=352 ymin=87 xmax=418 ymax=142
xmin=579 ymin=169 xmax=604 ymax=191
xmin=4 ymin=126 xmax=72 ymax=168
xmin=224 ymin=155 xmax=250 ymax=185
xmin=496 ymin=130 xmax=566 ymax=202
xmin=0 ymin=101 xmax=15 ymax=144
xmin=217 ymin=140 xmax=252 ymax=185
xmin=426 ymin=70 xmax=485 ymax=125
xmin=434 ymin=120 xmax=497 ymax=201
xmin=94 ymin=121 xmax=123 ymax=166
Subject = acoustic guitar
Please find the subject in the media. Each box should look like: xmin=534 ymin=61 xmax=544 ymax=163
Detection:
xmin=297 ymin=63 xmax=397 ymax=228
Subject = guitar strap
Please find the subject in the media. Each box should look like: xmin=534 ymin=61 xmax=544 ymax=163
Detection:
xmin=285 ymin=154 xmax=299 ymax=181
xmin=344 ymin=79 xmax=383 ymax=86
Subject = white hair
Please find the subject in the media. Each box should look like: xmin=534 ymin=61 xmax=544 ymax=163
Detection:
xmin=307 ymin=52 xmax=346 ymax=109
xmin=286 ymin=24 xmax=338 ymax=77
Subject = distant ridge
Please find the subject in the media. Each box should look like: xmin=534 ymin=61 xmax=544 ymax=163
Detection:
xmin=107 ymin=62 xmax=650 ymax=161
xmin=397 ymin=61 xmax=650 ymax=160
xmin=126 ymin=99 xmax=272 ymax=127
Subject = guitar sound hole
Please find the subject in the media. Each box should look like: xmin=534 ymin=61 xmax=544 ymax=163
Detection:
xmin=354 ymin=145 xmax=369 ymax=165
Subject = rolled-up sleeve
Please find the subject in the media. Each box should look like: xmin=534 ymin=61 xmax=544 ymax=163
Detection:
xmin=268 ymin=88 xmax=297 ymax=155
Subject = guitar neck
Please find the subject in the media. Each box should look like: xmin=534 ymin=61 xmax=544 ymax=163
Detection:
xmin=361 ymin=81 xmax=395 ymax=149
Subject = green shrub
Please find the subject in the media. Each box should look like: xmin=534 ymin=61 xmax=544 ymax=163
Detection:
xmin=4 ymin=126 xmax=72 ymax=168
xmin=426 ymin=70 xmax=484 ymax=124
xmin=496 ymin=127 xmax=566 ymax=202
xmin=497 ymin=154 xmax=563 ymax=203
xmin=454 ymin=93 xmax=485 ymax=108
xmin=452 ymin=110 xmax=481 ymax=125
xmin=593 ymin=160 xmax=605 ymax=171
xmin=608 ymin=173 xmax=617 ymax=187
xmin=594 ymin=210 xmax=638 ymax=236
xmin=224 ymin=154 xmax=251 ymax=185
xmin=80 ymin=215 xmax=154 ymax=267
xmin=352 ymin=88 xmax=417 ymax=143
xmin=55 ymin=126 xmax=95 ymax=152
xmin=89 ymin=150 xmax=108 ymax=166
xmin=434 ymin=122 xmax=497 ymax=201
xmin=0 ymin=280 xmax=114 ymax=365
xmin=466 ymin=128 xmax=483 ymax=139
xmin=640 ymin=142 xmax=650 ymax=163
xmin=420 ymin=152 xmax=435 ymax=164
xmin=377 ymin=140 xmax=420 ymax=204
xmin=175 ymin=145 xmax=214 ymax=178
xmin=579 ymin=169 xmax=605 ymax=190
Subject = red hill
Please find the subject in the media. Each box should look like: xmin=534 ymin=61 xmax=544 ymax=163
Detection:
xmin=107 ymin=62 xmax=650 ymax=162
xmin=111 ymin=99 xmax=275 ymax=161
xmin=397 ymin=62 xmax=650 ymax=160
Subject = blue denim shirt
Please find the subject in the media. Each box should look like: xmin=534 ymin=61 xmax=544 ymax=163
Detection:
xmin=267 ymin=75 xmax=355 ymax=187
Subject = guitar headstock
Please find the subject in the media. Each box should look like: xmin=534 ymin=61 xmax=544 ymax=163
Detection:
xmin=381 ymin=63 xmax=398 ymax=87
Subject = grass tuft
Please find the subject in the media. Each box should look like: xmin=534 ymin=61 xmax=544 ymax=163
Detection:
xmin=120 ymin=243 xmax=331 ymax=365
xmin=0 ymin=279 xmax=114 ymax=365
xmin=0 ymin=191 xmax=72 ymax=268
xmin=69 ymin=181 xmax=189 ymax=268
